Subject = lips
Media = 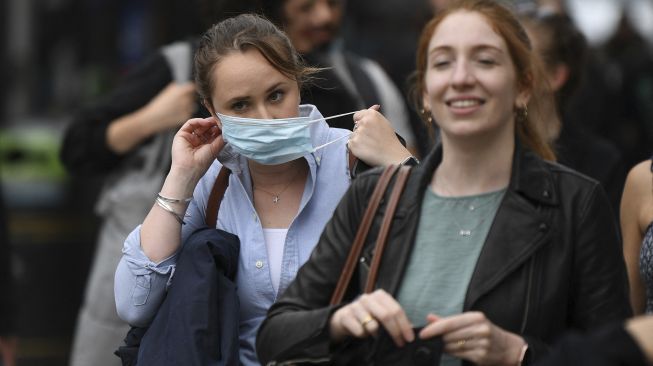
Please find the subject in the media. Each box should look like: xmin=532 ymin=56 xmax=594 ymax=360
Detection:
xmin=446 ymin=98 xmax=485 ymax=108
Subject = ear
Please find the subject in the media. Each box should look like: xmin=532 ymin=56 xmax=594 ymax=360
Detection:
xmin=421 ymin=92 xmax=432 ymax=116
xmin=549 ymin=64 xmax=569 ymax=93
xmin=515 ymin=87 xmax=531 ymax=110
xmin=203 ymin=99 xmax=222 ymax=128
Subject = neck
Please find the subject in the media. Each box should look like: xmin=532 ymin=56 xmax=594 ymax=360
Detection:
xmin=434 ymin=132 xmax=514 ymax=196
xmin=249 ymin=159 xmax=307 ymax=187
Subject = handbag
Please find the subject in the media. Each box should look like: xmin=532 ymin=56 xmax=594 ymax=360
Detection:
xmin=328 ymin=164 xmax=443 ymax=366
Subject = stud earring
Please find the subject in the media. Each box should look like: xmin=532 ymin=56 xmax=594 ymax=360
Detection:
xmin=420 ymin=108 xmax=433 ymax=124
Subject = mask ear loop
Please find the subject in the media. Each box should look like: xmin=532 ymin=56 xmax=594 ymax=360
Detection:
xmin=312 ymin=133 xmax=350 ymax=152
xmin=310 ymin=111 xmax=358 ymax=151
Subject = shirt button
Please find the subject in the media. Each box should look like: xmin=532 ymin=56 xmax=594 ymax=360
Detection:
xmin=255 ymin=260 xmax=264 ymax=269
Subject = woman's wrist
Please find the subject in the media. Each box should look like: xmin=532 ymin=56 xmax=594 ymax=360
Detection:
xmin=500 ymin=331 xmax=528 ymax=366
xmin=162 ymin=167 xmax=202 ymax=199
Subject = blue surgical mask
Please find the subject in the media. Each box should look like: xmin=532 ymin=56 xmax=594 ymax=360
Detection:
xmin=216 ymin=111 xmax=355 ymax=165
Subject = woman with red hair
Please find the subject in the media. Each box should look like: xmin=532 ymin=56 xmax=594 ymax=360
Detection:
xmin=256 ymin=1 xmax=631 ymax=365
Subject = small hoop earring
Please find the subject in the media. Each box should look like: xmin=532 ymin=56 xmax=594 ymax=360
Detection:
xmin=516 ymin=105 xmax=528 ymax=124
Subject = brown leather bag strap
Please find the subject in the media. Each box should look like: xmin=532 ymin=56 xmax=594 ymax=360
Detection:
xmin=364 ymin=165 xmax=411 ymax=293
xmin=330 ymin=164 xmax=401 ymax=305
xmin=205 ymin=167 xmax=231 ymax=227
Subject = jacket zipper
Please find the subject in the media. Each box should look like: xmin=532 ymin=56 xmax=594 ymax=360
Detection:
xmin=520 ymin=256 xmax=535 ymax=333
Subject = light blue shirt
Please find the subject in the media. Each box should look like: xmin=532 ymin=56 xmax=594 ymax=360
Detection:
xmin=114 ymin=105 xmax=352 ymax=366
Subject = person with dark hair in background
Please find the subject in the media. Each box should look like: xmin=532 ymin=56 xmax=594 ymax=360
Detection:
xmin=260 ymin=0 xmax=418 ymax=156
xmin=521 ymin=9 xmax=626 ymax=217
xmin=257 ymin=1 xmax=631 ymax=365
xmin=0 ymin=190 xmax=16 ymax=366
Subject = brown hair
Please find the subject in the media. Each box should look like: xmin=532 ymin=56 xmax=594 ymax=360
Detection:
xmin=194 ymin=13 xmax=318 ymax=108
xmin=410 ymin=0 xmax=557 ymax=160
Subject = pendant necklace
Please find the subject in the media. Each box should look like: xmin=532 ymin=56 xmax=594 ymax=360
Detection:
xmin=435 ymin=176 xmax=498 ymax=237
xmin=254 ymin=167 xmax=302 ymax=204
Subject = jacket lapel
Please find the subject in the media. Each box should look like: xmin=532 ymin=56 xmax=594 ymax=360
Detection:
xmin=465 ymin=145 xmax=558 ymax=309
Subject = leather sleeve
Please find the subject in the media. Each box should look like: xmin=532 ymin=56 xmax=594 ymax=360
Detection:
xmin=570 ymin=183 xmax=632 ymax=326
xmin=256 ymin=170 xmax=381 ymax=364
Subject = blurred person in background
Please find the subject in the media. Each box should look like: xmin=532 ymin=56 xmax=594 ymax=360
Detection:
xmin=341 ymin=0 xmax=435 ymax=157
xmin=621 ymin=157 xmax=653 ymax=315
xmin=261 ymin=0 xmax=418 ymax=156
xmin=520 ymin=9 xmax=626 ymax=217
xmin=565 ymin=0 xmax=653 ymax=169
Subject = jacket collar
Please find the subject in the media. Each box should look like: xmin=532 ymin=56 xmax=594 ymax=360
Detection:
xmin=385 ymin=139 xmax=558 ymax=307
xmin=414 ymin=139 xmax=558 ymax=208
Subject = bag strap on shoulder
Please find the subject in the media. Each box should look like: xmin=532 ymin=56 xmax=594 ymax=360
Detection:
xmin=205 ymin=168 xmax=231 ymax=227
xmin=330 ymin=164 xmax=411 ymax=305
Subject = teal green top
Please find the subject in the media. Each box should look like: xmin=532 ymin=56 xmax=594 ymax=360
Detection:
xmin=397 ymin=186 xmax=505 ymax=366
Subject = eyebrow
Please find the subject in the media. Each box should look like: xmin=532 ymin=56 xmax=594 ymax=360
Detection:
xmin=428 ymin=44 xmax=504 ymax=56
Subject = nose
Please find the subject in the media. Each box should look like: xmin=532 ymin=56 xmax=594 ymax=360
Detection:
xmin=253 ymin=105 xmax=273 ymax=120
xmin=450 ymin=59 xmax=475 ymax=88
xmin=311 ymin=0 xmax=335 ymax=26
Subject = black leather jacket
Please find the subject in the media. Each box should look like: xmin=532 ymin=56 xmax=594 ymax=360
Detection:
xmin=257 ymin=144 xmax=632 ymax=365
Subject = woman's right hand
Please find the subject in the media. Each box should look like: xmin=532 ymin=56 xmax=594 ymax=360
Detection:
xmin=329 ymin=289 xmax=415 ymax=347
xmin=170 ymin=117 xmax=224 ymax=181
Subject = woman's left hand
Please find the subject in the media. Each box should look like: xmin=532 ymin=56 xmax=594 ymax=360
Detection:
xmin=419 ymin=312 xmax=526 ymax=366
xmin=348 ymin=105 xmax=412 ymax=166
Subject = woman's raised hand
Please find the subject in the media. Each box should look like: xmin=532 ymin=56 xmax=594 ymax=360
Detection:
xmin=419 ymin=312 xmax=527 ymax=366
xmin=170 ymin=117 xmax=224 ymax=181
xmin=329 ymin=289 xmax=415 ymax=347
xmin=347 ymin=105 xmax=413 ymax=167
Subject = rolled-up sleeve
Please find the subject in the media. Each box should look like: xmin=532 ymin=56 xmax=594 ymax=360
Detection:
xmin=114 ymin=226 xmax=178 ymax=327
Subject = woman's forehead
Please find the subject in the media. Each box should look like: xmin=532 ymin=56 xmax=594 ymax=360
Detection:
xmin=429 ymin=11 xmax=507 ymax=52
xmin=212 ymin=50 xmax=294 ymax=98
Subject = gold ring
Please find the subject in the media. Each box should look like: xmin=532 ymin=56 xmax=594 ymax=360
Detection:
xmin=360 ymin=314 xmax=374 ymax=327
xmin=456 ymin=339 xmax=467 ymax=346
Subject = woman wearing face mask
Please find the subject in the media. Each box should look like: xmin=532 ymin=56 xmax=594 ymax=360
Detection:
xmin=113 ymin=14 xmax=414 ymax=366
xmin=256 ymin=1 xmax=631 ymax=365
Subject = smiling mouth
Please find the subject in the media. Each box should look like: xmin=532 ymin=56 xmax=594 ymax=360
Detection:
xmin=447 ymin=99 xmax=485 ymax=108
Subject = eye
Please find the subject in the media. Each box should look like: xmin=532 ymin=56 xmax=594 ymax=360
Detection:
xmin=431 ymin=58 xmax=451 ymax=69
xmin=231 ymin=100 xmax=248 ymax=112
xmin=478 ymin=58 xmax=496 ymax=66
xmin=476 ymin=53 xmax=498 ymax=67
xmin=269 ymin=90 xmax=285 ymax=103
